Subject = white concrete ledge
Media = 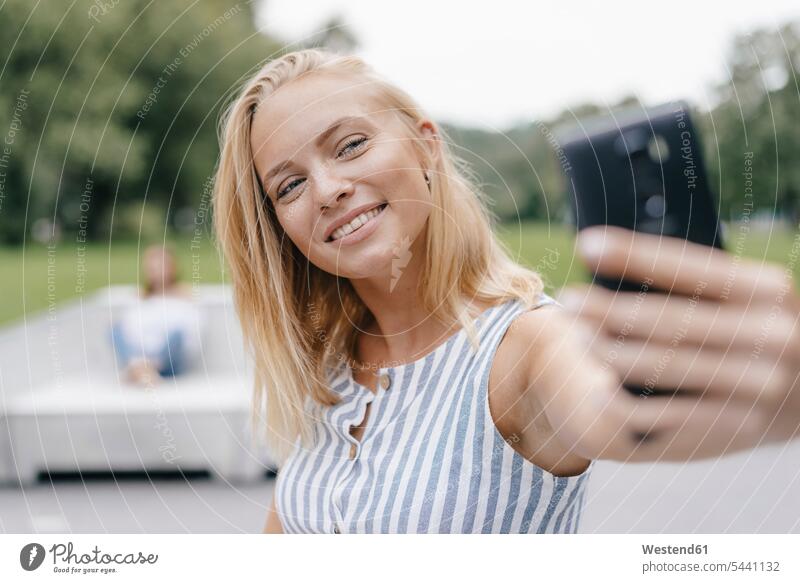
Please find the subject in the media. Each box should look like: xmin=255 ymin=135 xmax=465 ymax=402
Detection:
xmin=0 ymin=285 xmax=274 ymax=485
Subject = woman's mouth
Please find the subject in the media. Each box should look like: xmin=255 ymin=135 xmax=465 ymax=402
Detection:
xmin=326 ymin=203 xmax=388 ymax=244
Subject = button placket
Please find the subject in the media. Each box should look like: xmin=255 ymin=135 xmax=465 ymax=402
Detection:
xmin=329 ymin=454 xmax=350 ymax=533
xmin=346 ymin=383 xmax=378 ymax=458
xmin=330 ymin=388 xmax=374 ymax=533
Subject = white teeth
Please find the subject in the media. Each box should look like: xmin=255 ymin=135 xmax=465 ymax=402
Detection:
xmin=330 ymin=205 xmax=384 ymax=241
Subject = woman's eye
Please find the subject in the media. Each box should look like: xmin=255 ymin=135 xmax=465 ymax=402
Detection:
xmin=277 ymin=177 xmax=304 ymax=199
xmin=337 ymin=136 xmax=367 ymax=158
xmin=275 ymin=137 xmax=366 ymax=199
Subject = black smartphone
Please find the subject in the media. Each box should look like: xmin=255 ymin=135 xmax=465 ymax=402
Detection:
xmin=555 ymin=101 xmax=724 ymax=398
xmin=555 ymin=100 xmax=724 ymax=293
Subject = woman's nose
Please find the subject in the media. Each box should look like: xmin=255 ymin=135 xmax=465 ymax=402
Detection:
xmin=314 ymin=170 xmax=355 ymax=210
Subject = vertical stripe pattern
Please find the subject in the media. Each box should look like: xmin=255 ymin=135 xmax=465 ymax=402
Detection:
xmin=275 ymin=294 xmax=594 ymax=533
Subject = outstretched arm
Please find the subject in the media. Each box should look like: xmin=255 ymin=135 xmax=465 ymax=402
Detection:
xmin=507 ymin=305 xmax=768 ymax=463
xmin=505 ymin=226 xmax=799 ymax=464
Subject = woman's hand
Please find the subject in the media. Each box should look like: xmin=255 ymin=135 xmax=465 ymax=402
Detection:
xmin=546 ymin=225 xmax=800 ymax=462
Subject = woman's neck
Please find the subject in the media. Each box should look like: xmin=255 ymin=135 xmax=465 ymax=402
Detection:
xmin=349 ymin=237 xmax=485 ymax=367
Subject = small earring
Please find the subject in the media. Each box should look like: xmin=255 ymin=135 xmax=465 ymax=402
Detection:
xmin=424 ymin=172 xmax=430 ymax=185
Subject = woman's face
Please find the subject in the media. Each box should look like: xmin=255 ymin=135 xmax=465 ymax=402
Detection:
xmin=250 ymin=73 xmax=438 ymax=280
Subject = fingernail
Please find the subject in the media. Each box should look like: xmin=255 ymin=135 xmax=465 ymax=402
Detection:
xmin=556 ymin=290 xmax=582 ymax=311
xmin=577 ymin=227 xmax=606 ymax=267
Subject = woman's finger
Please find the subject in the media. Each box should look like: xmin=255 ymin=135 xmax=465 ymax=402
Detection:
xmin=619 ymin=397 xmax=765 ymax=462
xmin=591 ymin=336 xmax=792 ymax=405
xmin=535 ymin=341 xmax=770 ymax=462
xmin=575 ymin=225 xmax=795 ymax=305
xmin=558 ymin=284 xmax=800 ymax=359
xmin=549 ymin=364 xmax=765 ymax=462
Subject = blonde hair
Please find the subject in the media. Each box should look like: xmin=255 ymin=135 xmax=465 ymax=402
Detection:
xmin=212 ymin=49 xmax=544 ymax=462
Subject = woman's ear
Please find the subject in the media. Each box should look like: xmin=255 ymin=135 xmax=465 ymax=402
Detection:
xmin=416 ymin=119 xmax=441 ymax=164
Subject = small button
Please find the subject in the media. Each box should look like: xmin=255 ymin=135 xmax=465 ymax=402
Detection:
xmin=379 ymin=373 xmax=391 ymax=390
xmin=333 ymin=523 xmax=341 ymax=534
xmin=349 ymin=443 xmax=357 ymax=459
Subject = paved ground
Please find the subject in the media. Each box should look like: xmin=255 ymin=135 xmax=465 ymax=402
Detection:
xmin=0 ymin=474 xmax=271 ymax=534
xmin=1 ymin=440 xmax=798 ymax=534
xmin=582 ymin=439 xmax=800 ymax=533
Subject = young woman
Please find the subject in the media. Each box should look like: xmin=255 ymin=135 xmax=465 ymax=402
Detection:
xmin=212 ymin=49 xmax=800 ymax=533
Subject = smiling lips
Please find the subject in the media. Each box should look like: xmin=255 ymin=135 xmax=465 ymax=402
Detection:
xmin=326 ymin=203 xmax=387 ymax=242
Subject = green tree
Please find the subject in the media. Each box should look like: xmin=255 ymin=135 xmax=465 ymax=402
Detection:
xmin=0 ymin=0 xmax=281 ymax=243
xmin=702 ymin=22 xmax=800 ymax=223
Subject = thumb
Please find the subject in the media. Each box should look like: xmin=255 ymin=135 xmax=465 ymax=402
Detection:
xmin=575 ymin=225 xmax=637 ymax=274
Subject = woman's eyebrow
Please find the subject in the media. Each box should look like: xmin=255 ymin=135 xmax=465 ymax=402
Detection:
xmin=262 ymin=115 xmax=371 ymax=186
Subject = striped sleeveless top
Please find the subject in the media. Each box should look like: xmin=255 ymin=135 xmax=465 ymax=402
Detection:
xmin=274 ymin=294 xmax=594 ymax=533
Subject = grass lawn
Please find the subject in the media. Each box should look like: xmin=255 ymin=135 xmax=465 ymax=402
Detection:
xmin=0 ymin=222 xmax=797 ymax=326
xmin=0 ymin=235 xmax=226 ymax=327
xmin=497 ymin=221 xmax=800 ymax=293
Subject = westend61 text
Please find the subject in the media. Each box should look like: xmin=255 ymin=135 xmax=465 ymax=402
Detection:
xmin=642 ymin=544 xmax=708 ymax=555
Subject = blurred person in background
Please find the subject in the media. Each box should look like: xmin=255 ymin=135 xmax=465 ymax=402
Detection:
xmin=110 ymin=244 xmax=202 ymax=386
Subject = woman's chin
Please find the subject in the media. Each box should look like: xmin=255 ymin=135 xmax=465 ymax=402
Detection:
xmin=322 ymin=245 xmax=397 ymax=280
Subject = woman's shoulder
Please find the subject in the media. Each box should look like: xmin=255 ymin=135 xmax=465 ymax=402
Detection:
xmin=490 ymin=293 xmax=563 ymax=384
xmin=493 ymin=293 xmax=569 ymax=385
xmin=487 ymin=293 xmax=593 ymax=477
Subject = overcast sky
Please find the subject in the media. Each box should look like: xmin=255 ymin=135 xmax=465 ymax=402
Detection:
xmin=256 ymin=0 xmax=800 ymax=130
